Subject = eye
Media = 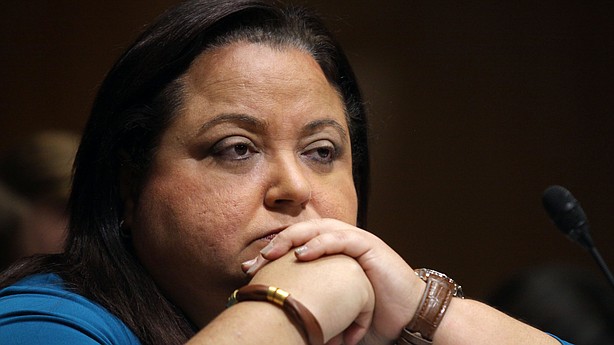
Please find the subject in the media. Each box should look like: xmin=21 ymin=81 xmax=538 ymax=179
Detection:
xmin=302 ymin=140 xmax=337 ymax=164
xmin=315 ymin=147 xmax=332 ymax=159
xmin=211 ymin=136 xmax=258 ymax=161
xmin=233 ymin=143 xmax=249 ymax=156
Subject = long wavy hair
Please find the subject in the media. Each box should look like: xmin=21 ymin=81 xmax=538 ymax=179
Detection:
xmin=0 ymin=1 xmax=370 ymax=344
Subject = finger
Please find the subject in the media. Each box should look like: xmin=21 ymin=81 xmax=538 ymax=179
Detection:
xmin=259 ymin=219 xmax=331 ymax=259
xmin=342 ymin=321 xmax=369 ymax=345
xmin=324 ymin=334 xmax=343 ymax=345
xmin=244 ymin=254 xmax=269 ymax=276
xmin=293 ymin=230 xmax=374 ymax=261
xmin=250 ymin=219 xmax=349 ymax=274
xmin=240 ymin=257 xmax=257 ymax=272
xmin=341 ymin=305 xmax=373 ymax=345
xmin=262 ymin=218 xmax=373 ymax=260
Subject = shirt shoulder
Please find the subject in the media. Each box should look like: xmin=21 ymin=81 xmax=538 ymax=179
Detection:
xmin=0 ymin=273 xmax=140 ymax=345
xmin=548 ymin=333 xmax=575 ymax=345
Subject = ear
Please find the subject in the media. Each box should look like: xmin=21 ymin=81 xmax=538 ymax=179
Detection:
xmin=118 ymin=151 xmax=137 ymax=228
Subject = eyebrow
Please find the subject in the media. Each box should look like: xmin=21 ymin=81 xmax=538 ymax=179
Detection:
xmin=302 ymin=119 xmax=349 ymax=144
xmin=199 ymin=113 xmax=348 ymax=143
xmin=199 ymin=113 xmax=267 ymax=133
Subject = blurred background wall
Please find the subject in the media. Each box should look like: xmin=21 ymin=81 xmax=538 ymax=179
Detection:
xmin=1 ymin=1 xmax=612 ymax=300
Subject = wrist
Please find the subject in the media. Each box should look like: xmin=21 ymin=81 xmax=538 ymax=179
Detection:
xmin=397 ymin=269 xmax=464 ymax=345
xmin=404 ymin=275 xmax=427 ymax=327
xmin=227 ymin=284 xmax=323 ymax=345
xmin=197 ymin=300 xmax=306 ymax=344
xmin=250 ymin=252 xmax=374 ymax=342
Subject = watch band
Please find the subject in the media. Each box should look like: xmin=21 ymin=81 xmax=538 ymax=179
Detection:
xmin=397 ymin=269 xmax=463 ymax=345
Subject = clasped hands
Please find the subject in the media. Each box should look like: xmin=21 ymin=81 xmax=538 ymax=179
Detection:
xmin=242 ymin=218 xmax=427 ymax=345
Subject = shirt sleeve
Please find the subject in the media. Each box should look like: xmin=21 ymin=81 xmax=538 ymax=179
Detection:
xmin=548 ymin=333 xmax=575 ymax=345
xmin=0 ymin=274 xmax=140 ymax=345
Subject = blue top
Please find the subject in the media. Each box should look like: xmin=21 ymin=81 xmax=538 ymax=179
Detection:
xmin=549 ymin=334 xmax=574 ymax=345
xmin=0 ymin=273 xmax=140 ymax=344
xmin=0 ymin=273 xmax=574 ymax=345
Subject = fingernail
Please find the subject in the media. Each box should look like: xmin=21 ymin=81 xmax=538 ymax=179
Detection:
xmin=246 ymin=255 xmax=269 ymax=276
xmin=241 ymin=257 xmax=257 ymax=273
xmin=260 ymin=242 xmax=274 ymax=256
xmin=294 ymin=245 xmax=308 ymax=256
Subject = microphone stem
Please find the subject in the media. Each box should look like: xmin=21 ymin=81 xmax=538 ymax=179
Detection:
xmin=588 ymin=246 xmax=614 ymax=290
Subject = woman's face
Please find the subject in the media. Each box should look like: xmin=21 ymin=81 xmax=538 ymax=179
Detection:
xmin=125 ymin=42 xmax=358 ymax=323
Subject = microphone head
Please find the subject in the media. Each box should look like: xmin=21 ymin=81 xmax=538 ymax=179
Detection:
xmin=542 ymin=185 xmax=594 ymax=249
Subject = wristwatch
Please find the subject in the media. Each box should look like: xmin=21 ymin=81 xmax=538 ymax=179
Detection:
xmin=397 ymin=269 xmax=464 ymax=345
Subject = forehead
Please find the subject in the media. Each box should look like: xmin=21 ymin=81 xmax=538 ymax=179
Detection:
xmin=177 ymin=42 xmax=347 ymax=123
xmin=187 ymin=41 xmax=329 ymax=88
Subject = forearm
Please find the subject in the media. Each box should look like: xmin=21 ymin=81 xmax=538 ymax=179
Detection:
xmin=189 ymin=301 xmax=305 ymax=345
xmin=189 ymin=252 xmax=373 ymax=344
xmin=434 ymin=298 xmax=559 ymax=345
xmin=248 ymin=221 xmax=573 ymax=345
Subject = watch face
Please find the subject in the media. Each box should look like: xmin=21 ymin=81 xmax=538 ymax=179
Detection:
xmin=414 ymin=268 xmax=465 ymax=298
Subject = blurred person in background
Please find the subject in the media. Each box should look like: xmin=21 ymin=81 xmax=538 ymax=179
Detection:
xmin=0 ymin=130 xmax=79 ymax=271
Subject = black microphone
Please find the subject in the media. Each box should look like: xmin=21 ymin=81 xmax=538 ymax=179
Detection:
xmin=542 ymin=185 xmax=614 ymax=289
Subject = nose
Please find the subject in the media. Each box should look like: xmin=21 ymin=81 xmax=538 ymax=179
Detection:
xmin=264 ymin=153 xmax=312 ymax=212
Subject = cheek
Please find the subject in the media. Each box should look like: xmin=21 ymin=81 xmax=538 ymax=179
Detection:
xmin=131 ymin=169 xmax=262 ymax=267
xmin=314 ymin=175 xmax=358 ymax=225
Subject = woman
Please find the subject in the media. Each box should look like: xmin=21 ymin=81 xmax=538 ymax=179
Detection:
xmin=0 ymin=1 xmax=573 ymax=344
